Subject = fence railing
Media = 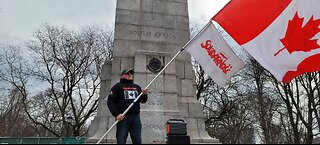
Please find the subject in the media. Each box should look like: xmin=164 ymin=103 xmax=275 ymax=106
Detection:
xmin=0 ymin=137 xmax=86 ymax=144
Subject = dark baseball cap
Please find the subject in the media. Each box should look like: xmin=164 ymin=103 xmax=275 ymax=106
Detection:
xmin=120 ymin=69 xmax=134 ymax=75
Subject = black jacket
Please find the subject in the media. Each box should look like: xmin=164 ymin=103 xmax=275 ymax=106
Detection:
xmin=107 ymin=78 xmax=148 ymax=117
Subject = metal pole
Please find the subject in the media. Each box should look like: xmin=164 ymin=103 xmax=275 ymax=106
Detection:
xmin=96 ymin=21 xmax=212 ymax=144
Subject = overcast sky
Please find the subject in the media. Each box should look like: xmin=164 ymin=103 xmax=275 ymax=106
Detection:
xmin=0 ymin=0 xmax=229 ymax=44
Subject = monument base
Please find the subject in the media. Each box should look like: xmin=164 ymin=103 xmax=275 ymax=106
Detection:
xmin=86 ymin=136 xmax=220 ymax=144
xmin=87 ymin=116 xmax=220 ymax=144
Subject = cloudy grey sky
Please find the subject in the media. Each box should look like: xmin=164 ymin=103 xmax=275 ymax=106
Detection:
xmin=0 ymin=0 xmax=229 ymax=44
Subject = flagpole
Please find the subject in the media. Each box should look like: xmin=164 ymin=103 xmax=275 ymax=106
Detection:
xmin=96 ymin=21 xmax=212 ymax=144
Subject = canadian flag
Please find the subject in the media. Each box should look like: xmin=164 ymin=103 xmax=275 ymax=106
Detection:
xmin=213 ymin=0 xmax=320 ymax=83
xmin=185 ymin=21 xmax=245 ymax=87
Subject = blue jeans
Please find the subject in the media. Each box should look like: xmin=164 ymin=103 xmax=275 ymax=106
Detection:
xmin=116 ymin=114 xmax=142 ymax=144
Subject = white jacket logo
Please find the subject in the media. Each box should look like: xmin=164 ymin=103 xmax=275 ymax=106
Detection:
xmin=124 ymin=90 xmax=138 ymax=100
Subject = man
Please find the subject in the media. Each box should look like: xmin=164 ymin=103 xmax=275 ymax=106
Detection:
xmin=107 ymin=69 xmax=149 ymax=144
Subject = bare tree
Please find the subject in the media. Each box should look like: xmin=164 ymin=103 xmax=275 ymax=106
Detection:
xmin=192 ymin=57 xmax=254 ymax=144
xmin=272 ymin=72 xmax=320 ymax=144
xmin=0 ymin=24 xmax=114 ymax=137
xmin=0 ymin=45 xmax=38 ymax=137
xmin=204 ymin=91 xmax=254 ymax=144
xmin=0 ymin=88 xmax=34 ymax=137
xmin=242 ymin=56 xmax=285 ymax=144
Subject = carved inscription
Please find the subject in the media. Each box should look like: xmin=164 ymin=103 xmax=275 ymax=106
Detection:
xmin=143 ymin=123 xmax=164 ymax=130
xmin=147 ymin=93 xmax=164 ymax=106
xmin=129 ymin=30 xmax=177 ymax=40
xmin=147 ymin=99 xmax=164 ymax=106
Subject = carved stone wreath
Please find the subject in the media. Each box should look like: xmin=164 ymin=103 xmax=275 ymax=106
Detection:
xmin=147 ymin=57 xmax=163 ymax=73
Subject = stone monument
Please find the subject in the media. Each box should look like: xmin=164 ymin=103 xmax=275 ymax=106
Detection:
xmin=88 ymin=0 xmax=219 ymax=144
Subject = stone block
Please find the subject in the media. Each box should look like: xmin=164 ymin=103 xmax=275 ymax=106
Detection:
xmin=178 ymin=97 xmax=189 ymax=118
xmin=181 ymin=79 xmax=195 ymax=97
xmin=185 ymin=118 xmax=200 ymax=140
xmin=106 ymin=117 xmax=117 ymax=140
xmin=134 ymin=54 xmax=147 ymax=73
xmin=164 ymin=93 xmax=179 ymax=112
xmin=177 ymin=49 xmax=192 ymax=61
xmin=164 ymin=75 xmax=177 ymax=93
xmin=164 ymin=56 xmax=176 ymax=75
xmin=97 ymin=97 xmax=109 ymax=116
xmin=141 ymin=0 xmax=153 ymax=12
xmin=110 ymin=75 xmax=120 ymax=87
xmin=100 ymin=61 xmax=111 ymax=80
xmin=115 ymin=9 xmax=137 ymax=24
xmin=117 ymin=0 xmax=140 ymax=11
xmin=98 ymin=80 xmax=107 ymax=101
xmin=120 ymin=57 xmax=135 ymax=71
xmin=163 ymin=111 xmax=181 ymax=118
xmin=142 ymin=92 xmax=165 ymax=111
xmin=171 ymin=0 xmax=187 ymax=3
xmin=87 ymin=117 xmax=100 ymax=138
xmin=114 ymin=24 xmax=137 ymax=41
xmin=140 ymin=111 xmax=167 ymax=144
xmin=147 ymin=74 xmax=164 ymax=92
xmin=88 ymin=116 xmax=109 ymax=139
xmin=176 ymin=60 xmax=185 ymax=79
xmin=197 ymin=118 xmax=217 ymax=142
xmin=134 ymin=73 xmax=147 ymax=89
xmin=187 ymin=97 xmax=204 ymax=118
xmin=166 ymin=1 xmax=188 ymax=16
xmin=140 ymin=41 xmax=167 ymax=53
xmin=185 ymin=62 xmax=195 ymax=80
xmin=111 ymin=57 xmax=121 ymax=75
xmin=176 ymin=77 xmax=182 ymax=96
xmin=105 ymin=61 xmax=113 ymax=80
xmin=177 ymin=15 xmax=190 ymax=30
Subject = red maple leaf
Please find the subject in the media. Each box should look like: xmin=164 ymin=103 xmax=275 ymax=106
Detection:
xmin=274 ymin=12 xmax=320 ymax=56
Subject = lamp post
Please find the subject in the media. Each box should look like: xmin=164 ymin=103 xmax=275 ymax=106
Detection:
xmin=66 ymin=116 xmax=73 ymax=137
